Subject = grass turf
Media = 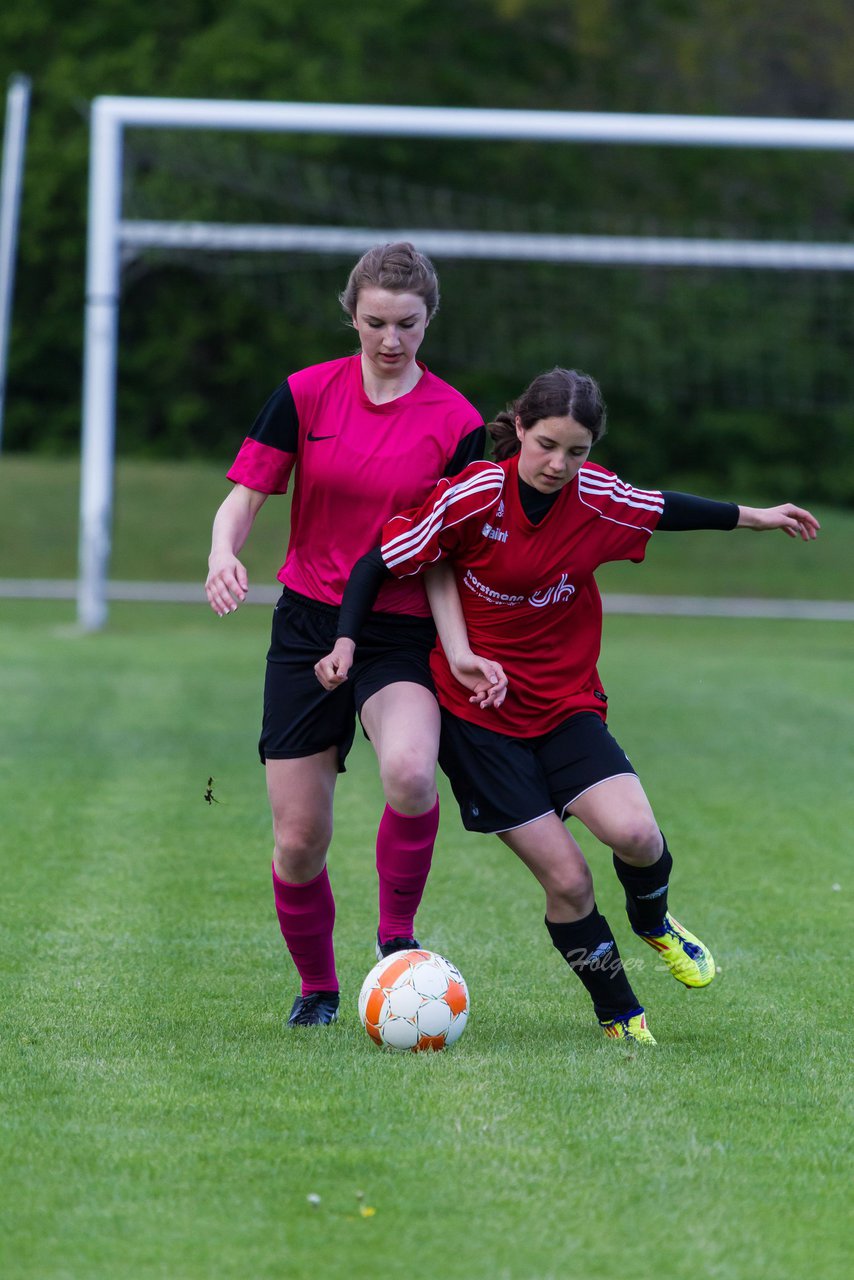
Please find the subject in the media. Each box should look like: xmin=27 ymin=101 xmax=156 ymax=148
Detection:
xmin=1 ymin=600 xmax=850 ymax=1279
xmin=0 ymin=453 xmax=851 ymax=599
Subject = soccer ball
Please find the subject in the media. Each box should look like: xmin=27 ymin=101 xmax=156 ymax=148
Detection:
xmin=358 ymin=949 xmax=469 ymax=1052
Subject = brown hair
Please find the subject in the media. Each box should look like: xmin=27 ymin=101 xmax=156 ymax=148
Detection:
xmin=339 ymin=241 xmax=440 ymax=320
xmin=488 ymin=367 xmax=607 ymax=461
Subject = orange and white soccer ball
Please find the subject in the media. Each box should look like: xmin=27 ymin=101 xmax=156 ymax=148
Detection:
xmin=358 ymin=948 xmax=469 ymax=1052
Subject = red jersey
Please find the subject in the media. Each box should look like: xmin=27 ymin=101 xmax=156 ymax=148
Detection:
xmin=227 ymin=355 xmax=483 ymax=615
xmin=380 ymin=456 xmax=664 ymax=736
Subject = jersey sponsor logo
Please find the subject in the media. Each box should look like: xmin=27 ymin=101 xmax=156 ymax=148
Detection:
xmin=463 ymin=568 xmax=577 ymax=609
xmin=528 ymin=573 xmax=576 ymax=608
xmin=306 ymin=430 xmax=337 ymax=441
xmin=495 ymin=500 xmax=505 ymax=518
xmin=463 ymin=569 xmax=525 ymax=607
xmin=481 ymin=521 xmax=508 ymax=543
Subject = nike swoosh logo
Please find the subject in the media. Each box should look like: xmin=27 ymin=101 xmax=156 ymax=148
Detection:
xmin=307 ymin=431 xmax=337 ymax=442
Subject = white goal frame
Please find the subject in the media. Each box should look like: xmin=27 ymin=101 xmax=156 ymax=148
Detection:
xmin=79 ymin=97 xmax=854 ymax=629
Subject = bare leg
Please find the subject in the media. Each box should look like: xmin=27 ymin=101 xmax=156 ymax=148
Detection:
xmin=498 ymin=813 xmax=594 ymax=921
xmin=360 ymin=682 xmax=440 ymax=814
xmin=569 ymin=775 xmax=714 ymax=986
xmin=499 ymin=813 xmax=643 ymax=1022
xmin=567 ymin=774 xmax=662 ymax=865
xmin=361 ymin=683 xmax=441 ymax=944
xmin=266 ymin=749 xmax=339 ymax=883
xmin=266 ymin=750 xmax=340 ymax=997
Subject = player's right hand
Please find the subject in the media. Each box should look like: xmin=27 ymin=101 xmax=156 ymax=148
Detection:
xmin=450 ymin=652 xmax=508 ymax=709
xmin=315 ymin=638 xmax=356 ymax=689
xmin=205 ymin=554 xmax=249 ymax=615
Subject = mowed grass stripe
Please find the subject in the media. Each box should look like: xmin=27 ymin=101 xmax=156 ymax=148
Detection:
xmin=0 ymin=454 xmax=850 ymax=600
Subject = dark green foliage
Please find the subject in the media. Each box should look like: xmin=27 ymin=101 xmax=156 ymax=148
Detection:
xmin=2 ymin=0 xmax=853 ymax=501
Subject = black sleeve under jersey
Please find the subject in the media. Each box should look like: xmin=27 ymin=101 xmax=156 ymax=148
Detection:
xmin=336 ymin=547 xmax=393 ymax=641
xmin=658 ymin=491 xmax=739 ymax=531
xmin=444 ymin=424 xmax=486 ymax=477
xmin=248 ymin=380 xmax=300 ymax=452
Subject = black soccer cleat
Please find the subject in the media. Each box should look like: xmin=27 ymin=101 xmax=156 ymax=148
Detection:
xmin=287 ymin=991 xmax=340 ymax=1027
xmin=375 ymin=931 xmax=421 ymax=961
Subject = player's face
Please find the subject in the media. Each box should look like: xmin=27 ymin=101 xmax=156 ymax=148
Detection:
xmin=352 ymin=287 xmax=429 ymax=378
xmin=516 ymin=415 xmax=594 ymax=493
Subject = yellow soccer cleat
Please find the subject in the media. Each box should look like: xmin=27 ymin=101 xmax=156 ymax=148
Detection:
xmin=599 ymin=1007 xmax=657 ymax=1044
xmin=636 ymin=913 xmax=715 ymax=988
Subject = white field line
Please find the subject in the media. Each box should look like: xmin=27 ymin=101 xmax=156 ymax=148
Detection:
xmin=1 ymin=579 xmax=852 ymax=621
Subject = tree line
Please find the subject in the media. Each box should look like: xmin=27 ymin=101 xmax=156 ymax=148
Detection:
xmin=1 ymin=0 xmax=853 ymax=501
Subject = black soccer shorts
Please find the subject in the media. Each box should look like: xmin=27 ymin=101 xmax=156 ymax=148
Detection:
xmin=438 ymin=709 xmax=637 ymax=834
xmin=260 ymin=587 xmax=436 ymax=770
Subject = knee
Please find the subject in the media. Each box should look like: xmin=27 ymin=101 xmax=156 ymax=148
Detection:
xmin=380 ymin=749 xmax=437 ymax=813
xmin=549 ymin=860 xmax=595 ymax=916
xmin=612 ymin=818 xmax=663 ymax=866
xmin=272 ymin=816 xmax=332 ymax=882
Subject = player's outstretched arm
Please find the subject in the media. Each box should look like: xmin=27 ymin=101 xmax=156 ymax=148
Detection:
xmin=205 ymin=484 xmax=268 ymax=615
xmin=736 ymin=503 xmax=820 ymax=540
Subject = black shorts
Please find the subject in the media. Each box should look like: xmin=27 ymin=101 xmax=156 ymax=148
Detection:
xmin=260 ymin=588 xmax=436 ymax=770
xmin=438 ymin=710 xmax=637 ymax=834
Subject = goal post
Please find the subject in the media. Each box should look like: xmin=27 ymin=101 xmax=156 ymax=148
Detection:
xmin=79 ymin=97 xmax=854 ymax=630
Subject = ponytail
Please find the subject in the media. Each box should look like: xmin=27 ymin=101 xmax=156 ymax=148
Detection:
xmin=487 ymin=409 xmax=520 ymax=461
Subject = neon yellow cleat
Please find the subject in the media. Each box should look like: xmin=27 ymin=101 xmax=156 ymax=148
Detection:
xmin=636 ymin=913 xmax=715 ymax=988
xmin=600 ymin=1007 xmax=657 ymax=1044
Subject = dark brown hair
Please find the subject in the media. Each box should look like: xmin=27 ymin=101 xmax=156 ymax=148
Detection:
xmin=488 ymin=367 xmax=607 ymax=461
xmin=339 ymin=241 xmax=440 ymax=320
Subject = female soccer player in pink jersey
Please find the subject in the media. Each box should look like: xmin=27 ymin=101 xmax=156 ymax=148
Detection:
xmin=205 ymin=243 xmax=504 ymax=1027
xmin=319 ymin=366 xmax=820 ymax=1043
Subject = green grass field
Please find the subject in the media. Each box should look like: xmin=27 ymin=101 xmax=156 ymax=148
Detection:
xmin=0 ymin=454 xmax=852 ymax=598
xmin=1 ymin=589 xmax=851 ymax=1279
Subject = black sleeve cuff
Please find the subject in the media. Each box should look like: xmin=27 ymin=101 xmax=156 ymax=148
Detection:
xmin=658 ymin=492 xmax=739 ymax=531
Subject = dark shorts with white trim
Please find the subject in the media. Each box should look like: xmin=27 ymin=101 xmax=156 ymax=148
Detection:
xmin=438 ymin=709 xmax=637 ymax=834
xmin=260 ymin=587 xmax=436 ymax=770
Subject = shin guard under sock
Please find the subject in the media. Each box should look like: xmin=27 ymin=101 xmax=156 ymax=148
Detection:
xmin=271 ymin=863 xmax=338 ymax=995
xmin=546 ymin=907 xmax=641 ymax=1022
xmin=376 ymin=798 xmax=439 ymax=944
xmin=613 ymin=838 xmax=673 ymax=934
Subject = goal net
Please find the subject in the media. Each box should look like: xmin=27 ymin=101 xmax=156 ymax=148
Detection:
xmin=80 ymin=100 xmax=854 ymax=628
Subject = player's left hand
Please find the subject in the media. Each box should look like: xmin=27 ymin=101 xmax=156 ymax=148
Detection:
xmin=737 ymin=504 xmax=821 ymax=540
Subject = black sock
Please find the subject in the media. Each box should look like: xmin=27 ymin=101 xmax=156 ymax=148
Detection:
xmin=612 ymin=837 xmax=673 ymax=934
xmin=545 ymin=907 xmax=641 ymax=1022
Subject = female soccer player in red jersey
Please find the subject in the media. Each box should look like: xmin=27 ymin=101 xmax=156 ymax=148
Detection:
xmin=205 ymin=243 xmax=504 ymax=1027
xmin=318 ymin=366 xmax=820 ymax=1043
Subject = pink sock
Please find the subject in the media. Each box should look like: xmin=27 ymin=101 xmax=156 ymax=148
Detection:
xmin=376 ymin=798 xmax=440 ymax=944
xmin=271 ymin=864 xmax=338 ymax=995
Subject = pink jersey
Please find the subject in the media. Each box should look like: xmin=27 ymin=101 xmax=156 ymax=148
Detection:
xmin=380 ymin=456 xmax=664 ymax=736
xmin=227 ymin=355 xmax=483 ymax=615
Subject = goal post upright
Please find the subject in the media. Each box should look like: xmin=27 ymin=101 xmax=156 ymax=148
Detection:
xmin=79 ymin=101 xmax=124 ymax=631
xmin=78 ymin=97 xmax=854 ymax=630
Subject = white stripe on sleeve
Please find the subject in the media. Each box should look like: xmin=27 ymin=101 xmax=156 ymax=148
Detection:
xmin=383 ymin=468 xmax=505 ymax=570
